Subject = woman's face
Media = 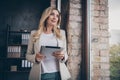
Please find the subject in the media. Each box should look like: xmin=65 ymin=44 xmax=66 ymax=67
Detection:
xmin=46 ymin=10 xmax=59 ymax=27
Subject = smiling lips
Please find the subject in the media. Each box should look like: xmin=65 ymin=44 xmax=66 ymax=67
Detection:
xmin=51 ymin=20 xmax=57 ymax=23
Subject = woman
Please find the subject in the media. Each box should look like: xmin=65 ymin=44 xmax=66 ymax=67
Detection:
xmin=26 ymin=7 xmax=71 ymax=80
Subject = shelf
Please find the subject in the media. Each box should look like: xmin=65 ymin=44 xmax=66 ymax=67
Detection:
xmin=7 ymin=57 xmax=26 ymax=59
xmin=0 ymin=57 xmax=26 ymax=60
xmin=8 ymin=31 xmax=30 ymax=33
xmin=5 ymin=71 xmax=30 ymax=73
xmin=8 ymin=44 xmax=28 ymax=46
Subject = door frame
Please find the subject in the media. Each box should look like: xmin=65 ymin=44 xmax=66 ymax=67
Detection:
xmin=81 ymin=0 xmax=91 ymax=80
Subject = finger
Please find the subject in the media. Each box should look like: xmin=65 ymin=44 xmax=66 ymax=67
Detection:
xmin=53 ymin=54 xmax=64 ymax=59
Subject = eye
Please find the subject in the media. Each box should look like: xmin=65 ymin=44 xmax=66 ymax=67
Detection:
xmin=56 ymin=14 xmax=59 ymax=18
xmin=50 ymin=11 xmax=59 ymax=18
xmin=50 ymin=12 xmax=54 ymax=16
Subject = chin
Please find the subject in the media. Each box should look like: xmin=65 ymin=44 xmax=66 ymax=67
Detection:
xmin=51 ymin=24 xmax=57 ymax=27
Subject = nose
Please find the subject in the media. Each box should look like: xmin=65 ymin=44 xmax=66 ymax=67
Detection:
xmin=53 ymin=15 xmax=57 ymax=19
xmin=53 ymin=15 xmax=58 ymax=20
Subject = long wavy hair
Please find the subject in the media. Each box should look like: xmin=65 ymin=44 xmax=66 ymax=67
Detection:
xmin=32 ymin=7 xmax=62 ymax=42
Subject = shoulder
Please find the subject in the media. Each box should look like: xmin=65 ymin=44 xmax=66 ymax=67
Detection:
xmin=30 ymin=30 xmax=37 ymax=35
xmin=29 ymin=30 xmax=37 ymax=42
xmin=60 ymin=29 xmax=66 ymax=39
xmin=60 ymin=29 xmax=65 ymax=35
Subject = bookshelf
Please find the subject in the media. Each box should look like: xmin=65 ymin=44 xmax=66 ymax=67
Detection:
xmin=7 ymin=30 xmax=30 ymax=58
xmin=1 ymin=27 xmax=33 ymax=80
xmin=0 ymin=0 xmax=50 ymax=79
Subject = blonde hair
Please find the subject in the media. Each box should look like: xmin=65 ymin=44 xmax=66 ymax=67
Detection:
xmin=32 ymin=7 xmax=62 ymax=42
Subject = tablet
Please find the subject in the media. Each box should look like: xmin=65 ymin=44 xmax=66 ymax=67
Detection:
xmin=40 ymin=46 xmax=64 ymax=60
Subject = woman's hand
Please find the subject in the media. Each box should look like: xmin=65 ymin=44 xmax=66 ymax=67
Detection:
xmin=35 ymin=53 xmax=46 ymax=62
xmin=53 ymin=51 xmax=64 ymax=60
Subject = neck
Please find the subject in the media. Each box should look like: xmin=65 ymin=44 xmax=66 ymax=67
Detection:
xmin=44 ymin=25 xmax=53 ymax=34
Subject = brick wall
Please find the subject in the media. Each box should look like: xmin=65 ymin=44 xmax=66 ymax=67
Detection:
xmin=91 ymin=0 xmax=110 ymax=80
xmin=67 ymin=0 xmax=82 ymax=80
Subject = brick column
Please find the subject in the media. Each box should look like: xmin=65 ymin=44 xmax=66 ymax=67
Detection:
xmin=91 ymin=0 xmax=110 ymax=80
xmin=50 ymin=0 xmax=56 ymax=7
xmin=67 ymin=0 xmax=82 ymax=80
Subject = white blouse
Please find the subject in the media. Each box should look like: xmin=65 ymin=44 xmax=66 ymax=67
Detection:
xmin=39 ymin=32 xmax=59 ymax=74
